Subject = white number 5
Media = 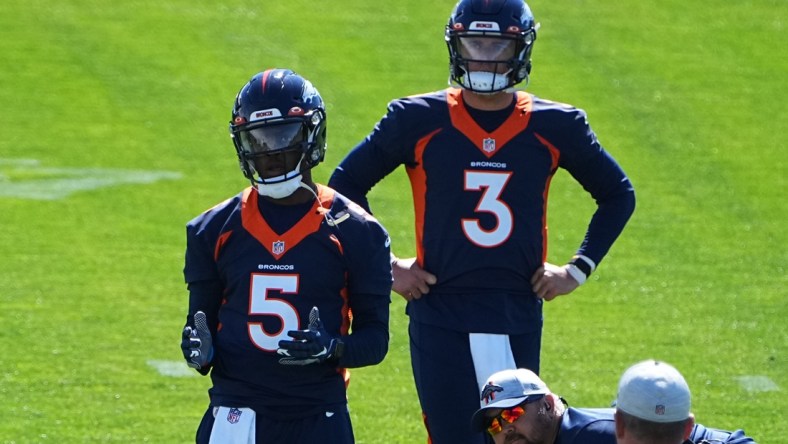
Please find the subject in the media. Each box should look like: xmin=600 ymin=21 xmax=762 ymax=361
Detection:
xmin=462 ymin=170 xmax=513 ymax=248
xmin=248 ymin=274 xmax=300 ymax=352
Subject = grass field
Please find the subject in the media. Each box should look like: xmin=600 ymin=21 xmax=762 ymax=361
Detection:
xmin=1 ymin=0 xmax=785 ymax=442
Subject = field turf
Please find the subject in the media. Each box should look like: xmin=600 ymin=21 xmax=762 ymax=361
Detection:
xmin=0 ymin=1 xmax=785 ymax=442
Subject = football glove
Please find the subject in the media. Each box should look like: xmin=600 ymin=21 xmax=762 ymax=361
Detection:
xmin=277 ymin=306 xmax=343 ymax=366
xmin=181 ymin=311 xmax=213 ymax=372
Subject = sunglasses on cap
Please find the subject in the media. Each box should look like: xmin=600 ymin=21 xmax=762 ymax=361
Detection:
xmin=486 ymin=395 xmax=545 ymax=436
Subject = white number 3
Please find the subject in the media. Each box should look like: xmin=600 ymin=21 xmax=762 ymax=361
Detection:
xmin=462 ymin=170 xmax=513 ymax=248
xmin=247 ymin=274 xmax=300 ymax=352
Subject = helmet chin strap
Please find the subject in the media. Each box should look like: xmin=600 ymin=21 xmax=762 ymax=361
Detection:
xmin=264 ymin=174 xmax=338 ymax=227
xmin=255 ymin=158 xmax=305 ymax=199
xmin=255 ymin=176 xmax=304 ymax=199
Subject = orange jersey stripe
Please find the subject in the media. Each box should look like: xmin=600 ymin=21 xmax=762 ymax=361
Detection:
xmin=408 ymin=128 xmax=442 ymax=267
xmin=533 ymin=133 xmax=561 ymax=262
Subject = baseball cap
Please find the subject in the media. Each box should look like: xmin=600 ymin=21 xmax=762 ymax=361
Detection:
xmin=615 ymin=360 xmax=691 ymax=423
xmin=470 ymin=368 xmax=549 ymax=432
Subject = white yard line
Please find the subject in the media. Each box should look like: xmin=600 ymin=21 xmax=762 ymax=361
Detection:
xmin=736 ymin=375 xmax=779 ymax=393
xmin=147 ymin=359 xmax=196 ymax=377
xmin=0 ymin=158 xmax=181 ymax=200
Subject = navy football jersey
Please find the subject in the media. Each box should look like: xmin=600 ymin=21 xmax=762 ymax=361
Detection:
xmin=558 ymin=407 xmax=756 ymax=444
xmin=184 ymin=185 xmax=391 ymax=418
xmin=329 ymin=88 xmax=635 ymax=333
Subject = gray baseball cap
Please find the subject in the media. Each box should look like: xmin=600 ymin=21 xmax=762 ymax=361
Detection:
xmin=615 ymin=360 xmax=691 ymax=423
xmin=470 ymin=368 xmax=549 ymax=432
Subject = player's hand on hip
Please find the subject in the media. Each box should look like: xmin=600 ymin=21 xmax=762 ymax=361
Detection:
xmin=277 ymin=306 xmax=342 ymax=366
xmin=530 ymin=262 xmax=579 ymax=301
xmin=391 ymin=257 xmax=437 ymax=301
xmin=181 ymin=311 xmax=214 ymax=372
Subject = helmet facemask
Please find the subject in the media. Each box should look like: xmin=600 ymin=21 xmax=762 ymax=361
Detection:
xmin=228 ymin=69 xmax=327 ymax=199
xmin=445 ymin=0 xmax=538 ymax=94
xmin=447 ymin=30 xmax=536 ymax=94
xmin=231 ymin=108 xmax=326 ymax=198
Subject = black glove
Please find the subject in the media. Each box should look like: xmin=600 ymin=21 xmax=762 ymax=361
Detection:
xmin=181 ymin=311 xmax=213 ymax=372
xmin=277 ymin=306 xmax=343 ymax=366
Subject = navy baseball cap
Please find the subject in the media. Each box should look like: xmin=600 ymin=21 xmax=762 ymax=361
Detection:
xmin=470 ymin=368 xmax=550 ymax=432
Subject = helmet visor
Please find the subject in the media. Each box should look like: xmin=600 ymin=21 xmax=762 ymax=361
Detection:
xmin=238 ymin=121 xmax=305 ymax=155
xmin=458 ymin=35 xmax=517 ymax=62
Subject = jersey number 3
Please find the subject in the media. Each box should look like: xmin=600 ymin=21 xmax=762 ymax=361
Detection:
xmin=248 ymin=273 xmax=300 ymax=352
xmin=462 ymin=170 xmax=513 ymax=248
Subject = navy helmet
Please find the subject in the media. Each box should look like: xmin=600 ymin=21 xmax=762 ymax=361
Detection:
xmin=229 ymin=69 xmax=327 ymax=185
xmin=446 ymin=0 xmax=538 ymax=93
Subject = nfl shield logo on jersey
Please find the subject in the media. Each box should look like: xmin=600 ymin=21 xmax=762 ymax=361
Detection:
xmin=655 ymin=404 xmax=666 ymax=416
xmin=227 ymin=407 xmax=242 ymax=424
xmin=483 ymin=138 xmax=496 ymax=153
xmin=272 ymin=240 xmax=285 ymax=255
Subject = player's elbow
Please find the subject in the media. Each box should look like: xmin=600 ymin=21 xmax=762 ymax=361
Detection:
xmin=624 ymin=187 xmax=636 ymax=216
xmin=370 ymin=337 xmax=389 ymax=366
xmin=360 ymin=332 xmax=389 ymax=367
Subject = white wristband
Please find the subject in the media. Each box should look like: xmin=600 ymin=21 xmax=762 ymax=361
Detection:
xmin=566 ymin=264 xmax=587 ymax=285
xmin=572 ymin=254 xmax=597 ymax=273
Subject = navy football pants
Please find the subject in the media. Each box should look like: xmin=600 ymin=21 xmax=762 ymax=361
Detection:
xmin=409 ymin=320 xmax=541 ymax=444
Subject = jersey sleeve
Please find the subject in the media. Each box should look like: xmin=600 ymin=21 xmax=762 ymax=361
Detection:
xmin=338 ymin=293 xmax=390 ymax=368
xmin=558 ymin=407 xmax=618 ymax=444
xmin=183 ymin=194 xmax=240 ymax=284
xmin=184 ymin=215 xmax=221 ymax=284
xmin=689 ymin=425 xmax=758 ymax=444
xmin=183 ymin=195 xmax=242 ymax=325
xmin=341 ymin=201 xmax=393 ymax=297
xmin=329 ymin=95 xmax=437 ymax=213
xmin=330 ymin=197 xmax=393 ymax=368
xmin=537 ymin=103 xmax=636 ymax=266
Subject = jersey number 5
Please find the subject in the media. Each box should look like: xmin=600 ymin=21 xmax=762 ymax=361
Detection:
xmin=462 ymin=170 xmax=513 ymax=248
xmin=247 ymin=273 xmax=300 ymax=352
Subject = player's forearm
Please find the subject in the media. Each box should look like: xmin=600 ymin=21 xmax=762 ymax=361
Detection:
xmin=186 ymin=279 xmax=223 ymax=335
xmin=577 ymin=187 xmax=635 ymax=265
xmin=336 ymin=300 xmax=390 ymax=368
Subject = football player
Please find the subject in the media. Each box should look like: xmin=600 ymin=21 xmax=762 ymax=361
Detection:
xmin=328 ymin=0 xmax=636 ymax=442
xmin=181 ymin=68 xmax=392 ymax=443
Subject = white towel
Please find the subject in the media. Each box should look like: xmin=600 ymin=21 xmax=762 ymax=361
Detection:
xmin=209 ymin=406 xmax=256 ymax=444
xmin=469 ymin=333 xmax=517 ymax=406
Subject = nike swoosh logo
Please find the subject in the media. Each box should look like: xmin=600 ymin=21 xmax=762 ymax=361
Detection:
xmin=325 ymin=411 xmax=335 ymax=417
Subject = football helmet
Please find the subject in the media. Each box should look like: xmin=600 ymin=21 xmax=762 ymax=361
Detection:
xmin=446 ymin=0 xmax=538 ymax=93
xmin=230 ymin=69 xmax=326 ymax=197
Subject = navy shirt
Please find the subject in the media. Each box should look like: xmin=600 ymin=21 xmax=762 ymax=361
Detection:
xmin=329 ymin=88 xmax=635 ymax=333
xmin=559 ymin=407 xmax=756 ymax=444
xmin=184 ymin=185 xmax=392 ymax=419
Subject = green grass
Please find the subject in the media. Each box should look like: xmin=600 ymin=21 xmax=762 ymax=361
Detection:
xmin=1 ymin=0 xmax=785 ymax=442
